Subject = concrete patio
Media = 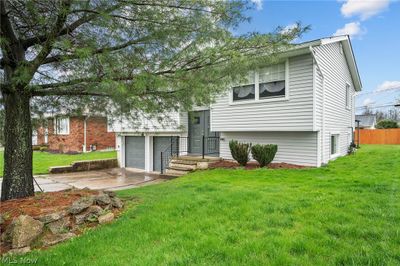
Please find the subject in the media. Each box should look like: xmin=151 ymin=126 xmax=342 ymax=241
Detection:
xmin=0 ymin=168 xmax=166 ymax=196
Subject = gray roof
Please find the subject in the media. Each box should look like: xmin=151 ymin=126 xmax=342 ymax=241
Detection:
xmin=355 ymin=115 xmax=376 ymax=127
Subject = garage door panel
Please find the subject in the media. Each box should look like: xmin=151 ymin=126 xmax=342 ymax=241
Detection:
xmin=125 ymin=136 xmax=145 ymax=169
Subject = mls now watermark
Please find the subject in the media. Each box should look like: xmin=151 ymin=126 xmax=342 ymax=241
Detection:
xmin=2 ymin=257 xmax=39 ymax=264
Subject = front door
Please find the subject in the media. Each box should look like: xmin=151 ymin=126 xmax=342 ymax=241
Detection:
xmin=189 ymin=110 xmax=218 ymax=154
xmin=189 ymin=111 xmax=205 ymax=154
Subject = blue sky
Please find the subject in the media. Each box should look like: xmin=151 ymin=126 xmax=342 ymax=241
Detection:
xmin=235 ymin=0 xmax=400 ymax=114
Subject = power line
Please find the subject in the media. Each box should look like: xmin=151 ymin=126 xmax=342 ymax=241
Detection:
xmin=356 ymin=103 xmax=397 ymax=109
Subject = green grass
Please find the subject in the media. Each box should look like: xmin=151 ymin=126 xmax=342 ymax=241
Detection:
xmin=13 ymin=145 xmax=400 ymax=265
xmin=0 ymin=151 xmax=116 ymax=176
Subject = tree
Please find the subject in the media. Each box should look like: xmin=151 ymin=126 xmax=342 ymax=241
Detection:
xmin=376 ymin=120 xmax=399 ymax=129
xmin=0 ymin=0 xmax=305 ymax=201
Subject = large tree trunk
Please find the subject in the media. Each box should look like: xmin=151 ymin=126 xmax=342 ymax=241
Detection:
xmin=1 ymin=91 xmax=34 ymax=201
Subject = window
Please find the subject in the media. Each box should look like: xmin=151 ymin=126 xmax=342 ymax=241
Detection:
xmin=345 ymin=83 xmax=350 ymax=109
xmin=331 ymin=134 xmax=339 ymax=156
xmin=54 ymin=117 xmax=69 ymax=135
xmin=232 ymin=84 xmax=255 ymax=101
xmin=259 ymin=63 xmax=286 ymax=99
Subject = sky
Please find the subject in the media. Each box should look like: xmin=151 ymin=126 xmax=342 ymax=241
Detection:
xmin=234 ymin=0 xmax=400 ymax=114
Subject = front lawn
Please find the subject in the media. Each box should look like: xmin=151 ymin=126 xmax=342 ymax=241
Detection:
xmin=15 ymin=145 xmax=400 ymax=265
xmin=0 ymin=151 xmax=116 ymax=176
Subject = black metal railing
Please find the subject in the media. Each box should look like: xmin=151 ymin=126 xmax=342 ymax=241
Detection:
xmin=160 ymin=136 xmax=220 ymax=174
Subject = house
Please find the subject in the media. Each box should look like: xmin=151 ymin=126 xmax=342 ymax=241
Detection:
xmin=110 ymin=35 xmax=362 ymax=173
xmin=34 ymin=115 xmax=116 ymax=153
xmin=355 ymin=114 xmax=376 ymax=129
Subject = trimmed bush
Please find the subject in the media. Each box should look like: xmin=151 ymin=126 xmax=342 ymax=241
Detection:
xmin=251 ymin=144 xmax=278 ymax=167
xmin=229 ymin=140 xmax=251 ymax=166
xmin=376 ymin=119 xmax=398 ymax=129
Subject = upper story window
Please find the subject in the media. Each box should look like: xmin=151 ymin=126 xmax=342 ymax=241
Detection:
xmin=232 ymin=84 xmax=255 ymax=101
xmin=232 ymin=72 xmax=255 ymax=102
xmin=345 ymin=83 xmax=351 ymax=109
xmin=259 ymin=63 xmax=286 ymax=99
xmin=230 ymin=60 xmax=288 ymax=104
xmin=54 ymin=117 xmax=69 ymax=135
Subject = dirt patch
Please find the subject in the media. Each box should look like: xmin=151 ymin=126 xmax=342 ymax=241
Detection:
xmin=208 ymin=160 xmax=307 ymax=170
xmin=0 ymin=189 xmax=97 ymax=228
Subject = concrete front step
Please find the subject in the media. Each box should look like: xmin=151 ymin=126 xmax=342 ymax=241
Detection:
xmin=172 ymin=156 xmax=221 ymax=162
xmin=165 ymin=169 xmax=189 ymax=176
xmin=170 ymin=159 xmax=198 ymax=166
xmin=169 ymin=163 xmax=197 ymax=170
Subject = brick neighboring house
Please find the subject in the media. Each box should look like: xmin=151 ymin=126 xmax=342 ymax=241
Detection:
xmin=34 ymin=116 xmax=115 ymax=153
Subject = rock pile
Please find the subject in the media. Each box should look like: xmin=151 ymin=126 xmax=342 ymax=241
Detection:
xmin=0 ymin=190 xmax=123 ymax=256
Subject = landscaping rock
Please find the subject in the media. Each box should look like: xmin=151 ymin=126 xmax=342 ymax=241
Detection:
xmin=94 ymin=192 xmax=111 ymax=206
xmin=7 ymin=215 xmax=43 ymax=248
xmin=6 ymin=247 xmax=31 ymax=256
xmin=111 ymin=197 xmax=124 ymax=209
xmin=104 ymin=190 xmax=116 ymax=197
xmin=98 ymin=213 xmax=114 ymax=224
xmin=69 ymin=196 xmax=94 ymax=214
xmin=42 ymin=232 xmax=75 ymax=247
xmin=48 ymin=216 xmax=70 ymax=234
xmin=75 ymin=205 xmax=103 ymax=224
xmin=36 ymin=210 xmax=67 ymax=224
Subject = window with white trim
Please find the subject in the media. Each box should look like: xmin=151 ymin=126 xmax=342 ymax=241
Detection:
xmin=331 ymin=134 xmax=339 ymax=156
xmin=54 ymin=117 xmax=70 ymax=135
xmin=259 ymin=63 xmax=286 ymax=99
xmin=345 ymin=84 xmax=350 ymax=109
xmin=232 ymin=73 xmax=255 ymax=102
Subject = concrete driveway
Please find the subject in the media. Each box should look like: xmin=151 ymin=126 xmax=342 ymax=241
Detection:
xmin=0 ymin=168 xmax=166 ymax=195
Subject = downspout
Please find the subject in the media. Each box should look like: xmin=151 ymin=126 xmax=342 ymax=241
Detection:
xmin=309 ymin=46 xmax=326 ymax=165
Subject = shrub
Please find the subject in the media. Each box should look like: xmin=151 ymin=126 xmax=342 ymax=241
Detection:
xmin=39 ymin=146 xmax=48 ymax=152
xmin=229 ymin=140 xmax=251 ymax=166
xmin=251 ymin=144 xmax=278 ymax=167
xmin=376 ymin=119 xmax=398 ymax=129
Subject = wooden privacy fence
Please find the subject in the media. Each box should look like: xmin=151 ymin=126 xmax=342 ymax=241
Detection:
xmin=355 ymin=129 xmax=400 ymax=144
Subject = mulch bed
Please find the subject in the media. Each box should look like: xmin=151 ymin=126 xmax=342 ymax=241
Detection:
xmin=208 ymin=160 xmax=307 ymax=170
xmin=0 ymin=189 xmax=97 ymax=228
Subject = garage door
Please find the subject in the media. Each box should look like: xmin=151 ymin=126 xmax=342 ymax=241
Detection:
xmin=125 ymin=136 xmax=145 ymax=169
xmin=153 ymin=136 xmax=178 ymax=172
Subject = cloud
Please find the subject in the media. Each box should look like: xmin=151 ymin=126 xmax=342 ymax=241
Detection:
xmin=340 ymin=0 xmax=390 ymax=20
xmin=334 ymin=22 xmax=366 ymax=38
xmin=375 ymin=81 xmax=400 ymax=92
xmin=280 ymin=23 xmax=298 ymax=34
xmin=363 ymin=98 xmax=376 ymax=106
xmin=250 ymin=0 xmax=263 ymax=10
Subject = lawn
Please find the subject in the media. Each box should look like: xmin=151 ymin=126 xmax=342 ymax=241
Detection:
xmin=15 ymin=145 xmax=400 ymax=265
xmin=0 ymin=151 xmax=116 ymax=176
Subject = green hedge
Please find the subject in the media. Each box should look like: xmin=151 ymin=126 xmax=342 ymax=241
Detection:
xmin=229 ymin=140 xmax=251 ymax=166
xmin=251 ymin=144 xmax=278 ymax=167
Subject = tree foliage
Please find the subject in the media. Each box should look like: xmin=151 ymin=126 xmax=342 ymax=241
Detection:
xmin=376 ymin=119 xmax=399 ymax=129
xmin=0 ymin=0 xmax=306 ymax=200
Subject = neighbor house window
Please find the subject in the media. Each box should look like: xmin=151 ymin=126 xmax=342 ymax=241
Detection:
xmin=345 ymin=84 xmax=350 ymax=109
xmin=54 ymin=117 xmax=70 ymax=135
xmin=259 ymin=63 xmax=286 ymax=99
xmin=331 ymin=134 xmax=339 ymax=156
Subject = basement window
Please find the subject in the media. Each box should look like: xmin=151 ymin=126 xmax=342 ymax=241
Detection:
xmin=331 ymin=134 xmax=339 ymax=156
xmin=54 ymin=117 xmax=70 ymax=135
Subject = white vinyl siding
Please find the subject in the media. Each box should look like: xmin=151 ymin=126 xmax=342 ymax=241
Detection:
xmin=110 ymin=111 xmax=188 ymax=133
xmin=211 ymin=54 xmax=314 ymax=131
xmin=313 ymin=42 xmax=355 ymax=163
xmin=220 ymin=132 xmax=318 ymax=167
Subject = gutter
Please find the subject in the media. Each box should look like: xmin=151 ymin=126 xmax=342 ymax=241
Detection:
xmin=83 ymin=116 xmax=89 ymax=153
